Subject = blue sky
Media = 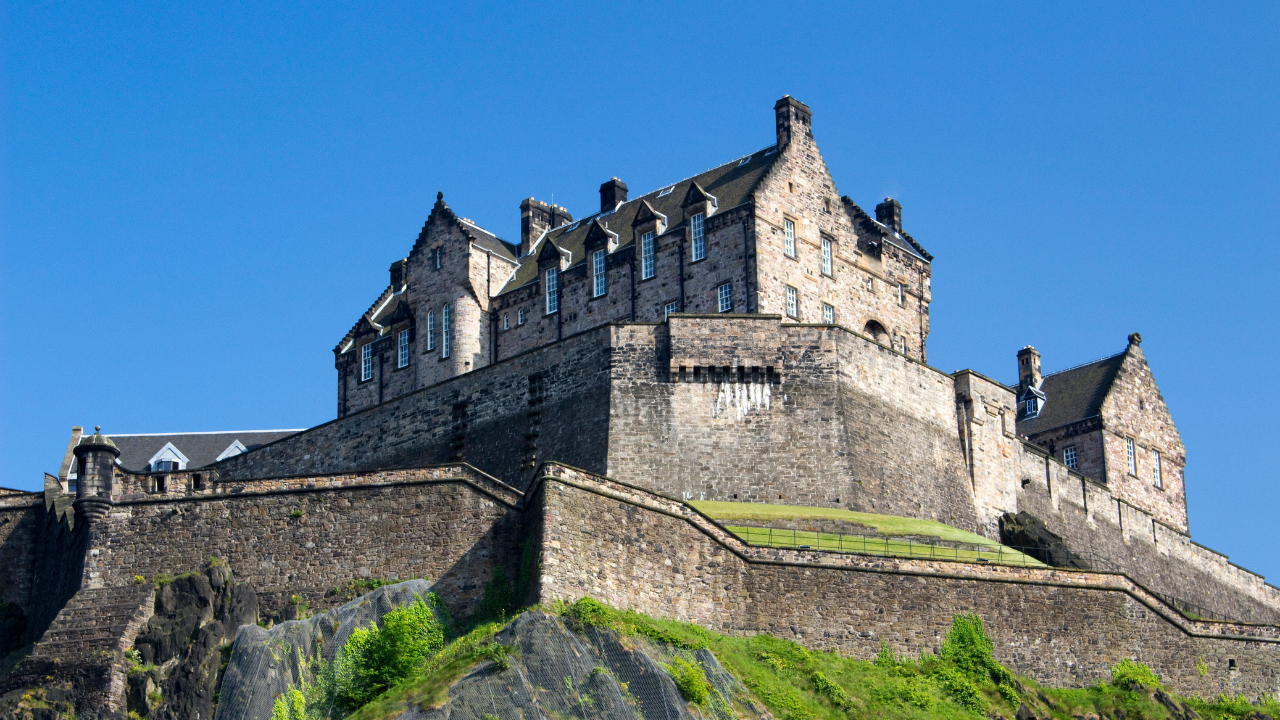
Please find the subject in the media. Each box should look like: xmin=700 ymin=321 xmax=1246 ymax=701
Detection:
xmin=3 ymin=2 xmax=1277 ymax=579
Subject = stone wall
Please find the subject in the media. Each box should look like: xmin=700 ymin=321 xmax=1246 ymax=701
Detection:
xmin=532 ymin=464 xmax=1280 ymax=699
xmin=82 ymin=467 xmax=526 ymax=617
xmin=606 ymin=317 xmax=980 ymax=532
xmin=0 ymin=491 xmax=42 ymax=610
xmin=220 ymin=325 xmax=615 ymax=490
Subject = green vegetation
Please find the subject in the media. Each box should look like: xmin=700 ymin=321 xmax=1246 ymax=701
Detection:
xmin=664 ymin=657 xmax=713 ymax=705
xmin=691 ymin=501 xmax=1045 ymax=566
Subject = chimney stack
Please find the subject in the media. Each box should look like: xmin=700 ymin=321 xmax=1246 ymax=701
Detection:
xmin=774 ymin=95 xmax=813 ymax=149
xmin=1017 ymin=346 xmax=1042 ymax=392
xmin=599 ymin=178 xmax=628 ymax=213
xmin=389 ymin=259 xmax=407 ymax=288
xmin=519 ymin=198 xmax=551 ymax=257
xmin=876 ymin=198 xmax=902 ymax=233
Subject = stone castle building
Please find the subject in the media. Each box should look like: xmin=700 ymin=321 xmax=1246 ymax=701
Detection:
xmin=2 ymin=96 xmax=1277 ymax=718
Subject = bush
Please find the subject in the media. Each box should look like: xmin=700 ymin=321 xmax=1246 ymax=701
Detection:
xmin=872 ymin=675 xmax=934 ymax=709
xmin=475 ymin=567 xmax=517 ymax=622
xmin=664 ymin=657 xmax=712 ymax=705
xmin=566 ymin=597 xmax=610 ymax=628
xmin=873 ymin=640 xmax=898 ymax=668
xmin=811 ymin=670 xmax=850 ymax=707
xmin=941 ymin=613 xmax=995 ymax=678
xmin=931 ymin=664 xmax=985 ymax=713
xmin=334 ymin=595 xmax=445 ymax=711
xmin=1110 ymin=659 xmax=1161 ymax=691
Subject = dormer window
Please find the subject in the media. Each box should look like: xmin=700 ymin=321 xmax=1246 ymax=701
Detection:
xmin=361 ymin=343 xmax=373 ymax=381
xmin=641 ymin=231 xmax=655 ymax=279
xmin=1025 ymin=396 xmax=1039 ymax=418
xmin=397 ymin=329 xmax=410 ymax=368
xmin=154 ymin=460 xmax=179 ymax=472
xmin=691 ymin=213 xmax=705 ymax=261
xmin=592 ymin=249 xmax=607 ymax=297
xmin=784 ymin=219 xmax=796 ymax=257
xmin=545 ymin=268 xmax=559 ymax=314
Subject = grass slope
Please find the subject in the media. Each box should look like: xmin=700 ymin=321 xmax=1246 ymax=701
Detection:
xmin=690 ymin=501 xmax=1044 ymax=567
xmin=341 ymin=599 xmax=1278 ymax=720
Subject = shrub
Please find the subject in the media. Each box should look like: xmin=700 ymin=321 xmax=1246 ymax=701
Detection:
xmin=475 ymin=567 xmax=517 ymax=622
xmin=334 ymin=596 xmax=445 ymax=711
xmin=566 ymin=597 xmax=610 ymax=628
xmin=1110 ymin=659 xmax=1160 ymax=691
xmin=941 ymin=613 xmax=994 ymax=678
xmin=873 ymin=675 xmax=934 ymax=709
xmin=664 ymin=657 xmax=712 ymax=705
xmin=270 ymin=686 xmax=307 ymax=720
xmin=873 ymin=640 xmax=898 ymax=668
xmin=811 ymin=670 xmax=850 ymax=707
xmin=931 ymin=664 xmax=985 ymax=713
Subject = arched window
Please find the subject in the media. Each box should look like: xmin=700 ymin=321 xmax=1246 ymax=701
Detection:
xmin=863 ymin=320 xmax=889 ymax=343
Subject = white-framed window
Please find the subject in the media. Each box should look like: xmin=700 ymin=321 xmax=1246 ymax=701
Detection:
xmin=867 ymin=277 xmax=875 ymax=293
xmin=1025 ymin=397 xmax=1039 ymax=418
xmin=665 ymin=301 xmax=679 ymax=320
xmin=441 ymin=304 xmax=451 ymax=359
xmin=785 ymin=286 xmax=798 ymax=318
xmin=1152 ymin=450 xmax=1163 ymax=488
xmin=784 ymin=218 xmax=796 ymax=257
xmin=518 ymin=308 xmax=526 ymax=325
xmin=361 ymin=343 xmax=373 ymax=381
xmin=427 ymin=311 xmax=436 ymax=351
xmin=641 ymin=231 xmax=655 ymax=279
xmin=1064 ymin=446 xmax=1077 ymax=469
xmin=691 ymin=213 xmax=706 ymax=261
xmin=821 ymin=236 xmax=832 ymax=275
xmin=822 ymin=304 xmax=834 ymax=325
xmin=503 ymin=313 xmax=509 ymax=330
xmin=898 ymin=283 xmax=906 ymax=306
xmin=717 ymin=283 xmax=732 ymax=313
xmin=1125 ymin=438 xmax=1137 ymax=475
xmin=397 ymin=329 xmax=410 ymax=368
xmin=432 ymin=247 xmax=442 ymax=270
xmin=545 ymin=268 xmax=559 ymax=314
xmin=592 ymin=249 xmax=607 ymax=297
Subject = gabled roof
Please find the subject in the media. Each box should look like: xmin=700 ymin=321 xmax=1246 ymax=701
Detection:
xmin=97 ymin=430 xmax=303 ymax=473
xmin=1017 ymin=353 xmax=1126 ymax=436
xmin=498 ymin=145 xmax=782 ymax=294
xmin=844 ymin=198 xmax=933 ymax=262
xmin=410 ymin=193 xmax=518 ymax=263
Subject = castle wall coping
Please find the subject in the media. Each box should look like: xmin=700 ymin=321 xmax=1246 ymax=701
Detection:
xmin=0 ymin=494 xmax=42 ymax=510
xmin=952 ymin=368 xmax=1016 ymax=393
xmin=535 ymin=462 xmax=1280 ymax=642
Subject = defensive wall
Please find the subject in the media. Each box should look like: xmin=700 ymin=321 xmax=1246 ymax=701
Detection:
xmin=530 ymin=464 xmax=1280 ymax=699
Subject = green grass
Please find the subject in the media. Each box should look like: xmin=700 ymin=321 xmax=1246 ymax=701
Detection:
xmin=691 ymin=501 xmax=1045 ymax=567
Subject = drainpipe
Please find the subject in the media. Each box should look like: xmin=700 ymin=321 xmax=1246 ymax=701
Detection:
xmin=742 ymin=212 xmax=752 ymax=313
xmin=629 ymin=253 xmax=636 ymax=321
xmin=678 ymin=229 xmax=686 ymax=311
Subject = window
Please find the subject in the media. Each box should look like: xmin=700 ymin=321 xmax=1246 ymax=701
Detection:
xmin=545 ymin=268 xmax=559 ymax=314
xmin=784 ymin=219 xmax=796 ymax=257
xmin=1025 ymin=396 xmax=1039 ymax=418
xmin=691 ymin=213 xmax=706 ymax=261
xmin=1126 ymin=438 xmax=1137 ymax=475
xmin=592 ymin=249 xmax=607 ymax=297
xmin=785 ymin=286 xmax=798 ymax=318
xmin=441 ymin=304 xmax=451 ymax=359
xmin=641 ymin=231 xmax=655 ymax=279
xmin=822 ymin=304 xmax=834 ymax=325
xmin=397 ymin=329 xmax=409 ymax=368
xmin=427 ymin=311 xmax=436 ymax=351
xmin=518 ymin=308 xmax=526 ymax=325
xmin=503 ymin=313 xmax=509 ymax=330
xmin=1152 ymin=450 xmax=1163 ymax=488
xmin=717 ymin=283 xmax=732 ymax=313
xmin=432 ymin=247 xmax=443 ymax=270
xmin=153 ymin=460 xmax=179 ymax=472
xmin=738 ymin=155 xmax=752 ymax=167
xmin=821 ymin=236 xmax=832 ymax=276
xmin=361 ymin=343 xmax=373 ymax=381
xmin=867 ymin=277 xmax=875 ymax=293
xmin=898 ymin=283 xmax=906 ymax=306
xmin=1063 ymin=446 xmax=1078 ymax=469
xmin=665 ymin=301 xmax=679 ymax=320
xmin=658 ymin=185 xmax=675 ymax=197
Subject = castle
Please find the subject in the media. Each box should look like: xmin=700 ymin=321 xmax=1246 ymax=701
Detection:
xmin=1 ymin=96 xmax=1277 ymax=718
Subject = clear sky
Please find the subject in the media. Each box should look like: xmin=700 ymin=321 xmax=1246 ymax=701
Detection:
xmin=3 ymin=3 xmax=1277 ymax=580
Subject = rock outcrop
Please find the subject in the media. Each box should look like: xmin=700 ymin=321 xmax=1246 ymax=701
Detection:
xmin=999 ymin=512 xmax=1091 ymax=569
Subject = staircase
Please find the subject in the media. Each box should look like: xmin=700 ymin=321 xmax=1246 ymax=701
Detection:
xmin=1 ymin=584 xmax=155 ymax=718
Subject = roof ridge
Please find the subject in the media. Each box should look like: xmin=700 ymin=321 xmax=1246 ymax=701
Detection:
xmin=1044 ymin=351 xmax=1126 ymax=378
xmin=624 ymin=144 xmax=777 ymax=210
xmin=104 ymin=430 xmax=305 ymax=437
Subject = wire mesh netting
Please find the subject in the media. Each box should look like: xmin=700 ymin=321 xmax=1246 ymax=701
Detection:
xmin=213 ymin=579 xmax=438 ymax=720
xmin=399 ymin=611 xmax=766 ymax=720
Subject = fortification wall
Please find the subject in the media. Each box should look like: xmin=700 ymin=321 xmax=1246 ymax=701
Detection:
xmin=80 ymin=467 xmax=524 ymax=617
xmin=0 ymin=492 xmax=42 ymax=610
xmin=607 ymin=317 xmax=979 ymax=532
xmin=218 ymin=326 xmax=615 ymax=490
xmin=532 ymin=464 xmax=1280 ymax=699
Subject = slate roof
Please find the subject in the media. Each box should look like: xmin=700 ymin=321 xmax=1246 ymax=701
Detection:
xmin=458 ymin=218 xmax=519 ymax=262
xmin=1016 ymin=353 xmax=1126 ymax=436
xmin=498 ymin=145 xmax=783 ymax=294
xmin=100 ymin=430 xmax=303 ymax=472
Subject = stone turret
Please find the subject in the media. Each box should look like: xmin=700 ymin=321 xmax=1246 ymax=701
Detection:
xmin=73 ymin=426 xmax=118 ymax=524
xmin=1017 ymin=346 xmax=1042 ymax=394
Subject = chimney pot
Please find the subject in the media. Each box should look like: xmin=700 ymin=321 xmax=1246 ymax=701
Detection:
xmin=599 ymin=178 xmax=628 ymax=213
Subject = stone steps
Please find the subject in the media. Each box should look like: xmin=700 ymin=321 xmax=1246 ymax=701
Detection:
xmin=28 ymin=585 xmax=155 ymax=659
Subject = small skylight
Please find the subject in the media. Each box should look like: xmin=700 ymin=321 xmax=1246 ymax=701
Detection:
xmin=764 ymin=148 xmax=777 ymax=156
xmin=566 ymin=221 xmax=580 ymax=231
xmin=657 ymin=186 xmax=675 ymax=197
xmin=737 ymin=156 xmax=753 ymax=167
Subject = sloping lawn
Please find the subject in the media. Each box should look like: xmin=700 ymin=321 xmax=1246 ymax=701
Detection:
xmin=690 ymin=501 xmax=1045 ymax=567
